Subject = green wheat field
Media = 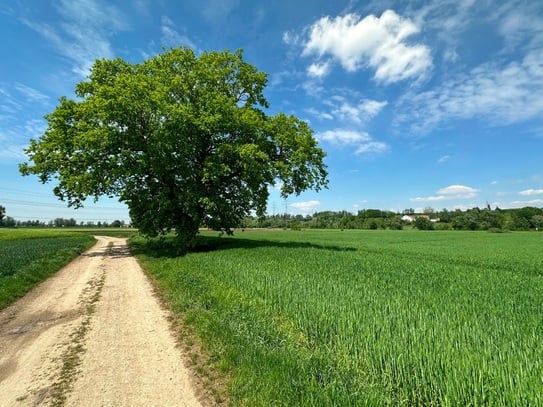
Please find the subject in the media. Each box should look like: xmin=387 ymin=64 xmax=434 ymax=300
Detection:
xmin=132 ymin=229 xmax=543 ymax=406
xmin=2 ymin=228 xmax=542 ymax=405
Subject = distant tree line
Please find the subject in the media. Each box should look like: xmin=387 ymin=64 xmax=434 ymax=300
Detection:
xmin=0 ymin=209 xmax=128 ymax=229
xmin=2 ymin=203 xmax=542 ymax=232
xmin=239 ymin=206 xmax=543 ymax=232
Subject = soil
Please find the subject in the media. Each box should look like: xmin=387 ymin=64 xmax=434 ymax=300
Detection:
xmin=0 ymin=236 xmax=204 ymax=406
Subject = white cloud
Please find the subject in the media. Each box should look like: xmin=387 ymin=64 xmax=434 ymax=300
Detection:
xmin=21 ymin=0 xmax=128 ymax=76
xmin=331 ymin=99 xmax=387 ymax=124
xmin=494 ymin=2 xmax=543 ymax=51
xmin=161 ymin=16 xmax=196 ymax=49
xmin=411 ymin=184 xmax=479 ymax=202
xmin=355 ymin=141 xmax=389 ymax=155
xmin=199 ymin=0 xmax=240 ymax=23
xmin=0 ymin=88 xmax=22 ymax=114
xmin=438 ymin=185 xmax=479 ymax=197
xmin=14 ymin=83 xmax=49 ymax=102
xmin=437 ymin=155 xmax=450 ymax=163
xmin=317 ymin=129 xmax=389 ymax=156
xmin=400 ymin=48 xmax=543 ymax=133
xmin=301 ymin=80 xmax=324 ymax=96
xmin=318 ymin=129 xmax=371 ymax=144
xmin=282 ymin=31 xmax=298 ymax=46
xmin=519 ymin=189 xmax=543 ymax=196
xmin=300 ymin=10 xmax=432 ymax=83
xmin=510 ymin=199 xmax=543 ymax=207
xmin=307 ymin=61 xmax=331 ymax=78
xmin=359 ymin=99 xmax=388 ymax=117
xmin=306 ymin=94 xmax=387 ymax=124
xmin=290 ymin=200 xmax=320 ymax=214
xmin=0 ymin=144 xmax=27 ymax=159
xmin=304 ymin=107 xmax=333 ymax=120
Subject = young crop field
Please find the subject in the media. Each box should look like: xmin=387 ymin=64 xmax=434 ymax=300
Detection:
xmin=132 ymin=229 xmax=543 ymax=406
xmin=0 ymin=229 xmax=96 ymax=309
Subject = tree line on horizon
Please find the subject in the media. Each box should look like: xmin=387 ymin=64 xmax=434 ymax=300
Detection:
xmin=240 ymin=206 xmax=543 ymax=232
xmin=2 ymin=203 xmax=542 ymax=232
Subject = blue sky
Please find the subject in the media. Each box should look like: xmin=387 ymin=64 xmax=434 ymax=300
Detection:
xmin=1 ymin=0 xmax=543 ymax=223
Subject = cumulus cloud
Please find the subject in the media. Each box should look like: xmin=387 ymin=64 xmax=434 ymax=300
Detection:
xmin=410 ymin=184 xmax=479 ymax=202
xmin=290 ymin=200 xmax=320 ymax=214
xmin=299 ymin=10 xmax=432 ymax=83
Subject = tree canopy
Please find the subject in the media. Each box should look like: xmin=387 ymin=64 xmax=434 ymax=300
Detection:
xmin=20 ymin=48 xmax=328 ymax=248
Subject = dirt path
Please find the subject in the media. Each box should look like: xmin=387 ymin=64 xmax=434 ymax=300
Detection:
xmin=0 ymin=236 xmax=203 ymax=406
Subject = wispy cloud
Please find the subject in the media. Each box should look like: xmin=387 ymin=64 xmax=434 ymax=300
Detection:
xmin=510 ymin=198 xmax=543 ymax=207
xmin=13 ymin=83 xmax=49 ymax=103
xmin=0 ymin=82 xmax=48 ymax=161
xmin=493 ymin=1 xmax=543 ymax=51
xmin=297 ymin=10 xmax=432 ymax=83
xmin=305 ymin=93 xmax=387 ymax=125
xmin=307 ymin=61 xmax=331 ymax=78
xmin=410 ymin=184 xmax=479 ymax=202
xmin=399 ymin=48 xmax=543 ymax=134
xmin=317 ymin=129 xmax=389 ymax=156
xmin=21 ymin=0 xmax=128 ymax=76
xmin=199 ymin=0 xmax=240 ymax=23
xmin=0 ymin=143 xmax=27 ymax=159
xmin=161 ymin=16 xmax=196 ymax=49
xmin=437 ymin=155 xmax=450 ymax=163
xmin=304 ymin=107 xmax=333 ymax=121
xmin=318 ymin=129 xmax=371 ymax=144
xmin=329 ymin=98 xmax=388 ymax=124
xmin=0 ymin=123 xmax=45 ymax=161
xmin=519 ymin=189 xmax=543 ymax=196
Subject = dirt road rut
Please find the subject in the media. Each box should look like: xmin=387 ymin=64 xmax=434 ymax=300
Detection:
xmin=0 ymin=236 xmax=202 ymax=406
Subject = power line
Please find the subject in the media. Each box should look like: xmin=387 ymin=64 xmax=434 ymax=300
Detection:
xmin=1 ymin=197 xmax=126 ymax=210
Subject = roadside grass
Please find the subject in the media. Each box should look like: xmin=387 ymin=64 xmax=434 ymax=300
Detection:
xmin=0 ymin=229 xmax=96 ymax=309
xmin=131 ymin=229 xmax=543 ymax=406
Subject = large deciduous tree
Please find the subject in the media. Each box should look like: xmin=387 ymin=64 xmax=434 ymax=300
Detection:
xmin=20 ymin=48 xmax=328 ymax=248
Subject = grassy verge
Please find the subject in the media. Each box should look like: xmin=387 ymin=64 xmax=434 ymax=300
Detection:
xmin=132 ymin=229 xmax=543 ymax=406
xmin=0 ymin=229 xmax=96 ymax=309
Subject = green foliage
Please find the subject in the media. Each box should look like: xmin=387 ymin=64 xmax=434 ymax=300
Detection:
xmin=20 ymin=48 xmax=327 ymax=250
xmin=248 ymin=207 xmax=541 ymax=232
xmin=132 ymin=230 xmax=543 ymax=406
xmin=0 ymin=230 xmax=95 ymax=309
xmin=413 ymin=216 xmax=434 ymax=230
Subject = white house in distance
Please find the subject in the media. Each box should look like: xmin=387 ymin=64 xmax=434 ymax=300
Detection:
xmin=401 ymin=214 xmax=440 ymax=222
